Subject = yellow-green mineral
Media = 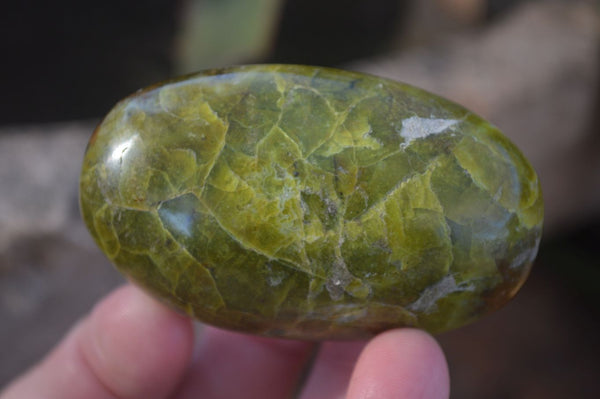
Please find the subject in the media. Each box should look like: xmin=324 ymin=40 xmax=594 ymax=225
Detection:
xmin=80 ymin=65 xmax=543 ymax=339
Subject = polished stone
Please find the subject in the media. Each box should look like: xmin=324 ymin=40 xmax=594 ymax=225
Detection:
xmin=79 ymin=65 xmax=543 ymax=339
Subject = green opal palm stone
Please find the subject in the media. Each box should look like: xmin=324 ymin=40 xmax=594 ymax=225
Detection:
xmin=80 ymin=64 xmax=543 ymax=339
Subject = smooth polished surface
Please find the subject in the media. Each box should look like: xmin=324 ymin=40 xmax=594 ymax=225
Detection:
xmin=80 ymin=65 xmax=543 ymax=339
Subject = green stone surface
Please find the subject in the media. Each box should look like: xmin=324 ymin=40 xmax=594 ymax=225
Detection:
xmin=80 ymin=64 xmax=543 ymax=339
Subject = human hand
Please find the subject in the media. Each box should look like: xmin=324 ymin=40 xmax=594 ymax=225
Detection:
xmin=1 ymin=284 xmax=449 ymax=399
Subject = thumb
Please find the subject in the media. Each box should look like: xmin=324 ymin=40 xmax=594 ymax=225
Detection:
xmin=1 ymin=284 xmax=194 ymax=399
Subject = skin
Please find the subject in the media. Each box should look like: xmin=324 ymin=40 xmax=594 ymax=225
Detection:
xmin=0 ymin=284 xmax=450 ymax=399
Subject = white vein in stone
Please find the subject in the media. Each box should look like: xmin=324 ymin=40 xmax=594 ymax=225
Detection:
xmin=399 ymin=116 xmax=459 ymax=147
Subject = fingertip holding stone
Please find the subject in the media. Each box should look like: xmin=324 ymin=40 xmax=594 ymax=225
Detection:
xmin=81 ymin=285 xmax=194 ymax=398
xmin=347 ymin=329 xmax=450 ymax=399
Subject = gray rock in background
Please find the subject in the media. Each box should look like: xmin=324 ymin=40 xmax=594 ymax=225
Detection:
xmin=0 ymin=122 xmax=124 ymax=385
xmin=0 ymin=122 xmax=91 ymax=251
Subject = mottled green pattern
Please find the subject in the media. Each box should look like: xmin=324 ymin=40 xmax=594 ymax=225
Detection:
xmin=80 ymin=65 xmax=543 ymax=339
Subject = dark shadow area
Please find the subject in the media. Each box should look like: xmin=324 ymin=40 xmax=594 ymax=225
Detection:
xmin=0 ymin=0 xmax=178 ymax=124
xmin=268 ymin=0 xmax=408 ymax=66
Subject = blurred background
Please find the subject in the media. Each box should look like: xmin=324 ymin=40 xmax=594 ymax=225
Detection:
xmin=1 ymin=0 xmax=599 ymax=397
